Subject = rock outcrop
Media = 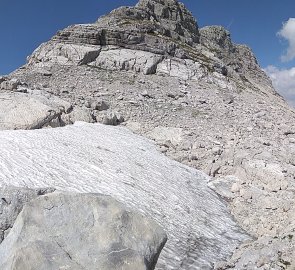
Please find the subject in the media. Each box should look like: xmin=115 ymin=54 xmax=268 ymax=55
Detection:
xmin=0 ymin=77 xmax=93 ymax=130
xmin=26 ymin=0 xmax=199 ymax=71
xmin=22 ymin=0 xmax=271 ymax=92
xmin=0 ymin=191 xmax=167 ymax=270
xmin=135 ymin=0 xmax=199 ymax=44
xmin=199 ymin=26 xmax=275 ymax=95
xmin=0 ymin=122 xmax=249 ymax=269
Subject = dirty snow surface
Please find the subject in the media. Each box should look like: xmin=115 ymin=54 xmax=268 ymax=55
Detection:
xmin=0 ymin=122 xmax=249 ymax=269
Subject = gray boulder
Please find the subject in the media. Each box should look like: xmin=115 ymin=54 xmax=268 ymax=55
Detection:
xmin=90 ymin=98 xmax=109 ymax=111
xmin=99 ymin=111 xmax=125 ymax=126
xmin=0 ymin=91 xmax=93 ymax=130
xmin=0 ymin=186 xmax=55 ymax=242
xmin=0 ymin=192 xmax=167 ymax=270
xmin=0 ymin=78 xmax=23 ymax=91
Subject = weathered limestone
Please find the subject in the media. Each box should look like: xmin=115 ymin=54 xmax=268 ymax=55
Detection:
xmin=24 ymin=0 xmax=268 ymax=91
xmin=0 ymin=92 xmax=69 ymax=130
xmin=199 ymin=26 xmax=234 ymax=56
xmin=199 ymin=25 xmax=274 ymax=93
xmin=135 ymin=0 xmax=199 ymax=44
xmin=148 ymin=126 xmax=184 ymax=145
xmin=28 ymin=42 xmax=101 ymax=67
xmin=157 ymin=58 xmax=206 ymax=80
xmin=0 ymin=191 xmax=167 ymax=270
xmin=0 ymin=91 xmax=92 ymax=130
xmin=0 ymin=186 xmax=55 ymax=243
xmin=30 ymin=0 xmax=199 ymax=63
xmin=90 ymin=49 xmax=163 ymax=75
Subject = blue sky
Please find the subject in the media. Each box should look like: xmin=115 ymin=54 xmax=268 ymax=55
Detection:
xmin=1 ymin=0 xmax=295 ymax=104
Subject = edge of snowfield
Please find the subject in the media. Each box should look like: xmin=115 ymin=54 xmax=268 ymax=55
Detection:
xmin=0 ymin=122 xmax=249 ymax=269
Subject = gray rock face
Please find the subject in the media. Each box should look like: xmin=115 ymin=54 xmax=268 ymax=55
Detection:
xmin=0 ymin=186 xmax=55 ymax=242
xmin=199 ymin=25 xmax=234 ymax=55
xmin=0 ymin=88 xmax=93 ymax=130
xmin=199 ymin=25 xmax=274 ymax=93
xmin=27 ymin=0 xmax=198 ymax=65
xmin=0 ymin=192 xmax=167 ymax=270
xmin=232 ymin=44 xmax=275 ymax=94
xmin=135 ymin=0 xmax=199 ymax=44
xmin=27 ymin=0 xmax=201 ymax=73
xmin=91 ymin=49 xmax=163 ymax=75
xmin=28 ymin=42 xmax=101 ymax=67
xmin=24 ymin=0 xmax=272 ymax=97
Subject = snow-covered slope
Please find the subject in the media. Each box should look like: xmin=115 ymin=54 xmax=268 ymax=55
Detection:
xmin=0 ymin=122 xmax=248 ymax=269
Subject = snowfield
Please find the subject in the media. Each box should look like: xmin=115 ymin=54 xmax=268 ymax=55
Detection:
xmin=0 ymin=122 xmax=249 ymax=269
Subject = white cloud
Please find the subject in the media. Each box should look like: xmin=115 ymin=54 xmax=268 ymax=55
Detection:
xmin=264 ymin=65 xmax=295 ymax=107
xmin=278 ymin=18 xmax=295 ymax=62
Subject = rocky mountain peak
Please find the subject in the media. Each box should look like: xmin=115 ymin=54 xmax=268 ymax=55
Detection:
xmin=135 ymin=0 xmax=199 ymax=44
xmin=23 ymin=0 xmax=273 ymax=93
xmin=92 ymin=0 xmax=199 ymax=48
xmin=200 ymin=25 xmax=233 ymax=53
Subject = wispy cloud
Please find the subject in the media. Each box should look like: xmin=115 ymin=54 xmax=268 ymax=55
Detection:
xmin=264 ymin=65 xmax=295 ymax=107
xmin=278 ymin=18 xmax=295 ymax=62
xmin=226 ymin=19 xmax=234 ymax=30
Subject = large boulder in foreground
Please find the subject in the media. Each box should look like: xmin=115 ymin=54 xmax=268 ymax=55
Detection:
xmin=0 ymin=186 xmax=55 ymax=243
xmin=0 ymin=122 xmax=249 ymax=269
xmin=0 ymin=192 xmax=166 ymax=270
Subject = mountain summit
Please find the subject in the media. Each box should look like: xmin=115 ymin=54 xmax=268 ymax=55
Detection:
xmin=21 ymin=0 xmax=274 ymax=97
xmin=135 ymin=0 xmax=199 ymax=43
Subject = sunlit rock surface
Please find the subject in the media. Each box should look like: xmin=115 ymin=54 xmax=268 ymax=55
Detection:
xmin=0 ymin=122 xmax=249 ymax=269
